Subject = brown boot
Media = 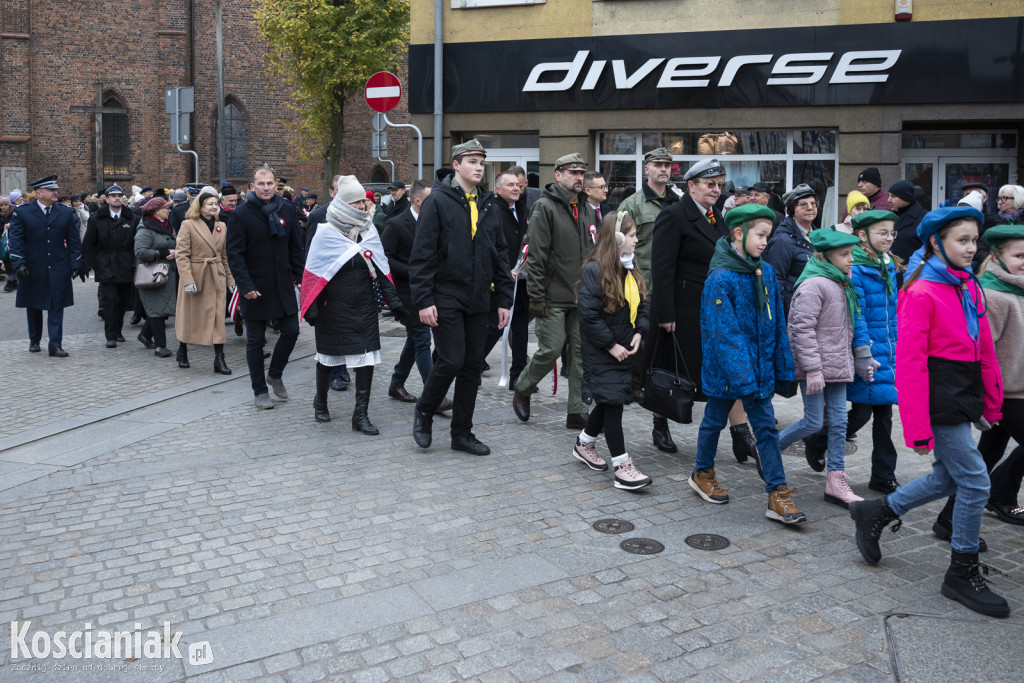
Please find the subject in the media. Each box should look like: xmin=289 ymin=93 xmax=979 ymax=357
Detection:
xmin=766 ymin=485 xmax=807 ymax=525
xmin=512 ymin=386 xmax=531 ymax=422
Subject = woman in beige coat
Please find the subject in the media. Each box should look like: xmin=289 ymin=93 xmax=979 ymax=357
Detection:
xmin=175 ymin=190 xmax=235 ymax=374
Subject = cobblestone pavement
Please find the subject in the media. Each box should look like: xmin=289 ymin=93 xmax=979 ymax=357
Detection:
xmin=1 ymin=280 xmax=1021 ymax=682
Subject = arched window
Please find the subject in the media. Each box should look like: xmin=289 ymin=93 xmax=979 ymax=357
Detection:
xmin=224 ymin=101 xmax=247 ymax=178
xmin=102 ymin=96 xmax=129 ymax=176
xmin=371 ymin=167 xmax=388 ymax=184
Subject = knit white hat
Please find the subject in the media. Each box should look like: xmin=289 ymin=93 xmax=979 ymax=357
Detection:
xmin=957 ymin=190 xmax=984 ymax=213
xmin=334 ymin=175 xmax=365 ymax=205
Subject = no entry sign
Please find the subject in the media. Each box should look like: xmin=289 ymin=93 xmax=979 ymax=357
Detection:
xmin=364 ymin=72 xmax=402 ymax=113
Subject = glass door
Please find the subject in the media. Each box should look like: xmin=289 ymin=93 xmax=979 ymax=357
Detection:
xmin=938 ymin=159 xmax=1012 ymax=214
xmin=902 ymin=160 xmax=934 ymax=211
xmin=474 ymin=148 xmax=538 ymax=192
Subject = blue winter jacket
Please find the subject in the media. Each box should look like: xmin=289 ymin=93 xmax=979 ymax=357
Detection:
xmin=847 ymin=256 xmax=899 ymax=405
xmin=700 ymin=263 xmax=795 ymax=400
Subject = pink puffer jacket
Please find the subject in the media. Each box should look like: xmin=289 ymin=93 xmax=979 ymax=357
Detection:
xmin=787 ymin=276 xmax=854 ymax=382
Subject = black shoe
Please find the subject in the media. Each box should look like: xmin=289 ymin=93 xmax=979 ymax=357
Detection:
xmin=941 ymin=550 xmax=1010 ymax=617
xmin=49 ymin=347 xmax=68 ymax=358
xmin=804 ymin=438 xmax=826 ymax=472
xmin=330 ymin=376 xmax=348 ymax=391
xmin=129 ymin=316 xmax=141 ymax=326
xmin=565 ymin=413 xmax=588 ymax=430
xmin=413 ymin=408 xmax=433 ymax=448
xmin=388 ymin=385 xmax=418 ymax=403
xmin=105 ymin=340 xmax=117 ymax=348
xmin=451 ymin=433 xmax=490 ymax=456
xmin=987 ymin=502 xmax=1024 ymax=526
xmin=730 ymin=423 xmax=756 ymax=463
xmin=435 ymin=397 xmax=454 ymax=414
xmin=176 ymin=345 xmax=190 ymax=369
xmin=137 ymin=333 xmax=155 ymax=350
xmin=116 ymin=334 xmax=126 ymax=342
xmin=849 ymin=496 xmax=901 ymax=565
xmin=337 ymin=367 xmax=351 ymax=385
xmin=868 ymin=480 xmax=901 ymax=495
xmin=29 ymin=342 xmax=40 ymax=353
xmin=234 ymin=319 xmax=244 ymax=337
xmin=933 ymin=512 xmax=988 ymax=552
xmin=154 ymin=347 xmax=173 ymax=358
xmin=652 ymin=416 xmax=677 ymax=453
xmin=213 ymin=352 xmax=231 ymax=375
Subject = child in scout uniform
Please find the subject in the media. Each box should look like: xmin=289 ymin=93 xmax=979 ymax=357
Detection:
xmin=691 ymin=204 xmax=805 ymax=525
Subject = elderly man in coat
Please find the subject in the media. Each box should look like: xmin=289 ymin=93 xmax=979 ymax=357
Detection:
xmin=7 ymin=175 xmax=83 ymax=356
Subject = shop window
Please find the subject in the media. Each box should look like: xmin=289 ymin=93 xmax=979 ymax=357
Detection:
xmin=102 ymin=96 xmax=130 ymax=177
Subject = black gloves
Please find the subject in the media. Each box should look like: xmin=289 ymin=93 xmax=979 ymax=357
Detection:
xmin=71 ymin=268 xmax=87 ymax=282
xmin=15 ymin=264 xmax=29 ymax=280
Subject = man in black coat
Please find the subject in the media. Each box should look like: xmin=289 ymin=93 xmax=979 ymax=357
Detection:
xmin=7 ymin=175 xmax=83 ymax=356
xmin=226 ymin=166 xmax=305 ymax=410
xmin=82 ymin=185 xmax=140 ymax=346
xmin=408 ymin=140 xmax=514 ymax=455
xmin=888 ymin=180 xmax=926 ymax=262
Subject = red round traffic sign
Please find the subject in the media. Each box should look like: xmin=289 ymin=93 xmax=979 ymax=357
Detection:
xmin=364 ymin=72 xmax=401 ymax=113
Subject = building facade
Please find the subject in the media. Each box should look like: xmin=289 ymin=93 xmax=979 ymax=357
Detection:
xmin=409 ymin=0 xmax=1023 ymax=223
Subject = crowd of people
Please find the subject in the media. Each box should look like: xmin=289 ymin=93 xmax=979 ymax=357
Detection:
xmin=3 ymin=148 xmax=1022 ymax=618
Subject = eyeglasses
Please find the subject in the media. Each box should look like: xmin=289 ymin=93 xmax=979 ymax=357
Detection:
xmin=870 ymin=231 xmax=895 ymax=239
xmin=997 ymin=196 xmax=1014 ymax=202
xmin=588 ymin=184 xmax=607 ymax=191
xmin=700 ymin=181 xmax=727 ymax=189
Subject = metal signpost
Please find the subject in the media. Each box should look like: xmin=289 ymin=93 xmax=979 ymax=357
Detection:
xmin=165 ymin=86 xmax=199 ymax=184
xmin=364 ymin=72 xmax=423 ymax=181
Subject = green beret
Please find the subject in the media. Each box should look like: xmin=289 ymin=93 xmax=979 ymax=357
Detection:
xmin=809 ymin=228 xmax=861 ymax=252
xmin=851 ymin=209 xmax=898 ymax=232
xmin=554 ymin=152 xmax=587 ymax=171
xmin=983 ymin=223 xmax=1024 ymax=248
xmin=725 ymin=204 xmax=776 ymax=229
xmin=452 ymin=138 xmax=486 ymax=160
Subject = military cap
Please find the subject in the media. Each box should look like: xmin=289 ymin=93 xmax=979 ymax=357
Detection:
xmin=682 ymin=159 xmax=725 ymax=181
xmin=643 ymin=148 xmax=672 ymax=164
xmin=554 ymin=153 xmax=587 ymax=172
xmin=725 ymin=204 xmax=777 ymax=230
xmin=851 ymin=210 xmax=898 ymax=232
xmin=104 ymin=184 xmax=124 ymax=195
xmin=452 ymin=138 xmax=486 ymax=160
xmin=30 ymin=175 xmax=59 ymax=190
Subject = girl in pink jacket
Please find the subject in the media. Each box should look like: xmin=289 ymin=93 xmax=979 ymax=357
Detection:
xmin=850 ymin=206 xmax=1008 ymax=618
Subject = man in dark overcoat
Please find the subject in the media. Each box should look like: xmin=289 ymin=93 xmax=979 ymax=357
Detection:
xmin=82 ymin=184 xmax=140 ymax=347
xmin=7 ymin=175 xmax=83 ymax=356
xmin=226 ymin=166 xmax=305 ymax=410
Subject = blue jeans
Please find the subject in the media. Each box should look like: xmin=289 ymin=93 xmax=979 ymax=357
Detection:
xmin=778 ymin=381 xmax=848 ymax=470
xmin=391 ymin=323 xmax=433 ymax=388
xmin=887 ymin=423 xmax=989 ymax=553
xmin=245 ymin=313 xmax=299 ymax=396
xmin=697 ymin=395 xmax=786 ymax=492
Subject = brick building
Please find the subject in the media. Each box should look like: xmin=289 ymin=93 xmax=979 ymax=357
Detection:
xmin=0 ymin=0 xmax=415 ymax=198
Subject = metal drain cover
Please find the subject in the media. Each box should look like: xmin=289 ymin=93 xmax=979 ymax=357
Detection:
xmin=619 ymin=538 xmax=664 ymax=555
xmin=684 ymin=534 xmax=730 ymax=551
xmin=592 ymin=519 xmax=635 ymax=535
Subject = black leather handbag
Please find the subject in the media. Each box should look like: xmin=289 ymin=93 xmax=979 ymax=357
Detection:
xmin=641 ymin=330 xmax=696 ymax=424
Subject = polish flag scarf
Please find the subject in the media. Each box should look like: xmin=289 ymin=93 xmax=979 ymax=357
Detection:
xmin=299 ymin=223 xmax=392 ymax=318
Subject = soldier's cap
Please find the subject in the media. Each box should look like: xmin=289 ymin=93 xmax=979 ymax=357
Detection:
xmin=30 ymin=175 xmax=60 ymax=190
xmin=809 ymin=228 xmax=861 ymax=252
xmin=682 ymin=159 xmax=725 ymax=181
xmin=782 ymin=183 xmax=815 ymax=206
xmin=554 ymin=153 xmax=587 ymax=172
xmin=643 ymin=148 xmax=672 ymax=164
xmin=104 ymin=184 xmax=124 ymax=196
xmin=452 ymin=139 xmax=486 ymax=160
xmin=732 ymin=185 xmax=753 ymax=196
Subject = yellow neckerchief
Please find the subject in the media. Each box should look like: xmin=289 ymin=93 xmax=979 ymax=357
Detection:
xmin=624 ymin=271 xmax=639 ymax=326
xmin=466 ymin=192 xmax=477 ymax=238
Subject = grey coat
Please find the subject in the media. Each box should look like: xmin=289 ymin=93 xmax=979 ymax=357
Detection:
xmin=134 ymin=217 xmax=179 ymax=318
xmin=786 ymin=275 xmax=854 ymax=382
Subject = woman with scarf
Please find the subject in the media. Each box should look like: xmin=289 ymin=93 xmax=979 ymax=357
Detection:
xmin=976 ymin=224 xmax=1024 ymax=526
xmin=175 ymin=190 xmax=235 ymax=374
xmin=850 ymin=206 xmax=1008 ymax=618
xmin=300 ymin=176 xmax=407 ymax=433
xmin=777 ymin=228 xmax=873 ymax=508
xmin=134 ymin=198 xmax=178 ymax=357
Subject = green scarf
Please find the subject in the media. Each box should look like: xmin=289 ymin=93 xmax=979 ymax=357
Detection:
xmin=979 ymin=261 xmax=1024 ymax=297
xmin=708 ymin=237 xmax=771 ymax=317
xmin=852 ymin=245 xmax=894 ymax=297
xmin=795 ymin=256 xmax=861 ymax=327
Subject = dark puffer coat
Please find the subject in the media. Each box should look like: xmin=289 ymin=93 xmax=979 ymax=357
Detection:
xmin=578 ymin=261 xmax=649 ymax=406
xmin=82 ymin=205 xmax=140 ymax=282
xmin=762 ymin=216 xmax=813 ymax=315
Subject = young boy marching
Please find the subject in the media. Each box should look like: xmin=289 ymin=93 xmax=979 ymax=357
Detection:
xmin=690 ymin=204 xmax=806 ymax=524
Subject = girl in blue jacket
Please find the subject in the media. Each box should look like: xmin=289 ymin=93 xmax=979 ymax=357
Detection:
xmin=847 ymin=210 xmax=901 ymax=494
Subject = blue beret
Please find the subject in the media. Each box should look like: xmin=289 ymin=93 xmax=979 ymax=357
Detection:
xmin=916 ymin=206 xmax=985 ymax=244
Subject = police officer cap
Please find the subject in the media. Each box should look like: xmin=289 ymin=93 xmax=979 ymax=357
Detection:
xmin=554 ymin=153 xmax=587 ymax=172
xmin=643 ymin=148 xmax=672 ymax=164
xmin=105 ymin=184 xmax=124 ymax=196
xmin=682 ymin=159 xmax=725 ymax=181
xmin=452 ymin=139 xmax=486 ymax=160
xmin=725 ymin=204 xmax=776 ymax=230
xmin=851 ymin=209 xmax=898 ymax=232
xmin=30 ymin=175 xmax=59 ymax=190
xmin=782 ymin=183 xmax=815 ymax=206
xmin=916 ymin=206 xmax=985 ymax=244
xmin=982 ymin=223 xmax=1024 ymax=248
xmin=809 ymin=229 xmax=861 ymax=252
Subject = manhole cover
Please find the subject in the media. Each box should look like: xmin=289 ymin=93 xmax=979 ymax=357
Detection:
xmin=592 ymin=519 xmax=635 ymax=534
xmin=619 ymin=538 xmax=664 ymax=555
xmin=684 ymin=534 xmax=730 ymax=551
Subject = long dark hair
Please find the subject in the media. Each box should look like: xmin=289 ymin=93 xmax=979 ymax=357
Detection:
xmin=578 ymin=212 xmax=647 ymax=313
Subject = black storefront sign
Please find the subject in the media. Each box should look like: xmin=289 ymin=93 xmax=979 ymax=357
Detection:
xmin=409 ymin=18 xmax=1023 ymax=114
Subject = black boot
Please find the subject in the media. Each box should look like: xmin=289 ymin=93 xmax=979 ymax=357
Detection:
xmin=351 ymin=366 xmax=379 ymax=435
xmin=933 ymin=496 xmax=988 ymax=552
xmin=730 ymin=423 xmax=756 ymax=463
xmin=314 ymin=363 xmax=331 ymax=423
xmin=176 ymin=343 xmax=189 ymax=369
xmin=941 ymin=550 xmax=1010 ymax=617
xmin=413 ymin=407 xmax=433 ymax=448
xmin=849 ymin=496 xmax=902 ymax=565
xmin=213 ymin=344 xmax=231 ymax=375
xmin=804 ymin=433 xmax=826 ymax=472
xmin=652 ymin=416 xmax=677 ymax=453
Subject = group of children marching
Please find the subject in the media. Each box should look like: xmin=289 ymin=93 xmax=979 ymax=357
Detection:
xmin=572 ymin=197 xmax=1023 ymax=618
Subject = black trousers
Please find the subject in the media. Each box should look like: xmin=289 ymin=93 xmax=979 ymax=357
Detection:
xmin=848 ymin=403 xmax=898 ymax=484
xmin=980 ymin=397 xmax=1024 ymax=506
xmin=98 ymin=281 xmax=132 ymax=341
xmin=245 ymin=314 xmax=299 ymax=396
xmin=417 ymin=307 xmax=487 ymax=438
xmin=142 ymin=316 xmax=168 ymax=349
xmin=26 ymin=308 xmax=64 ymax=348
xmin=584 ymin=403 xmax=625 ymax=458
